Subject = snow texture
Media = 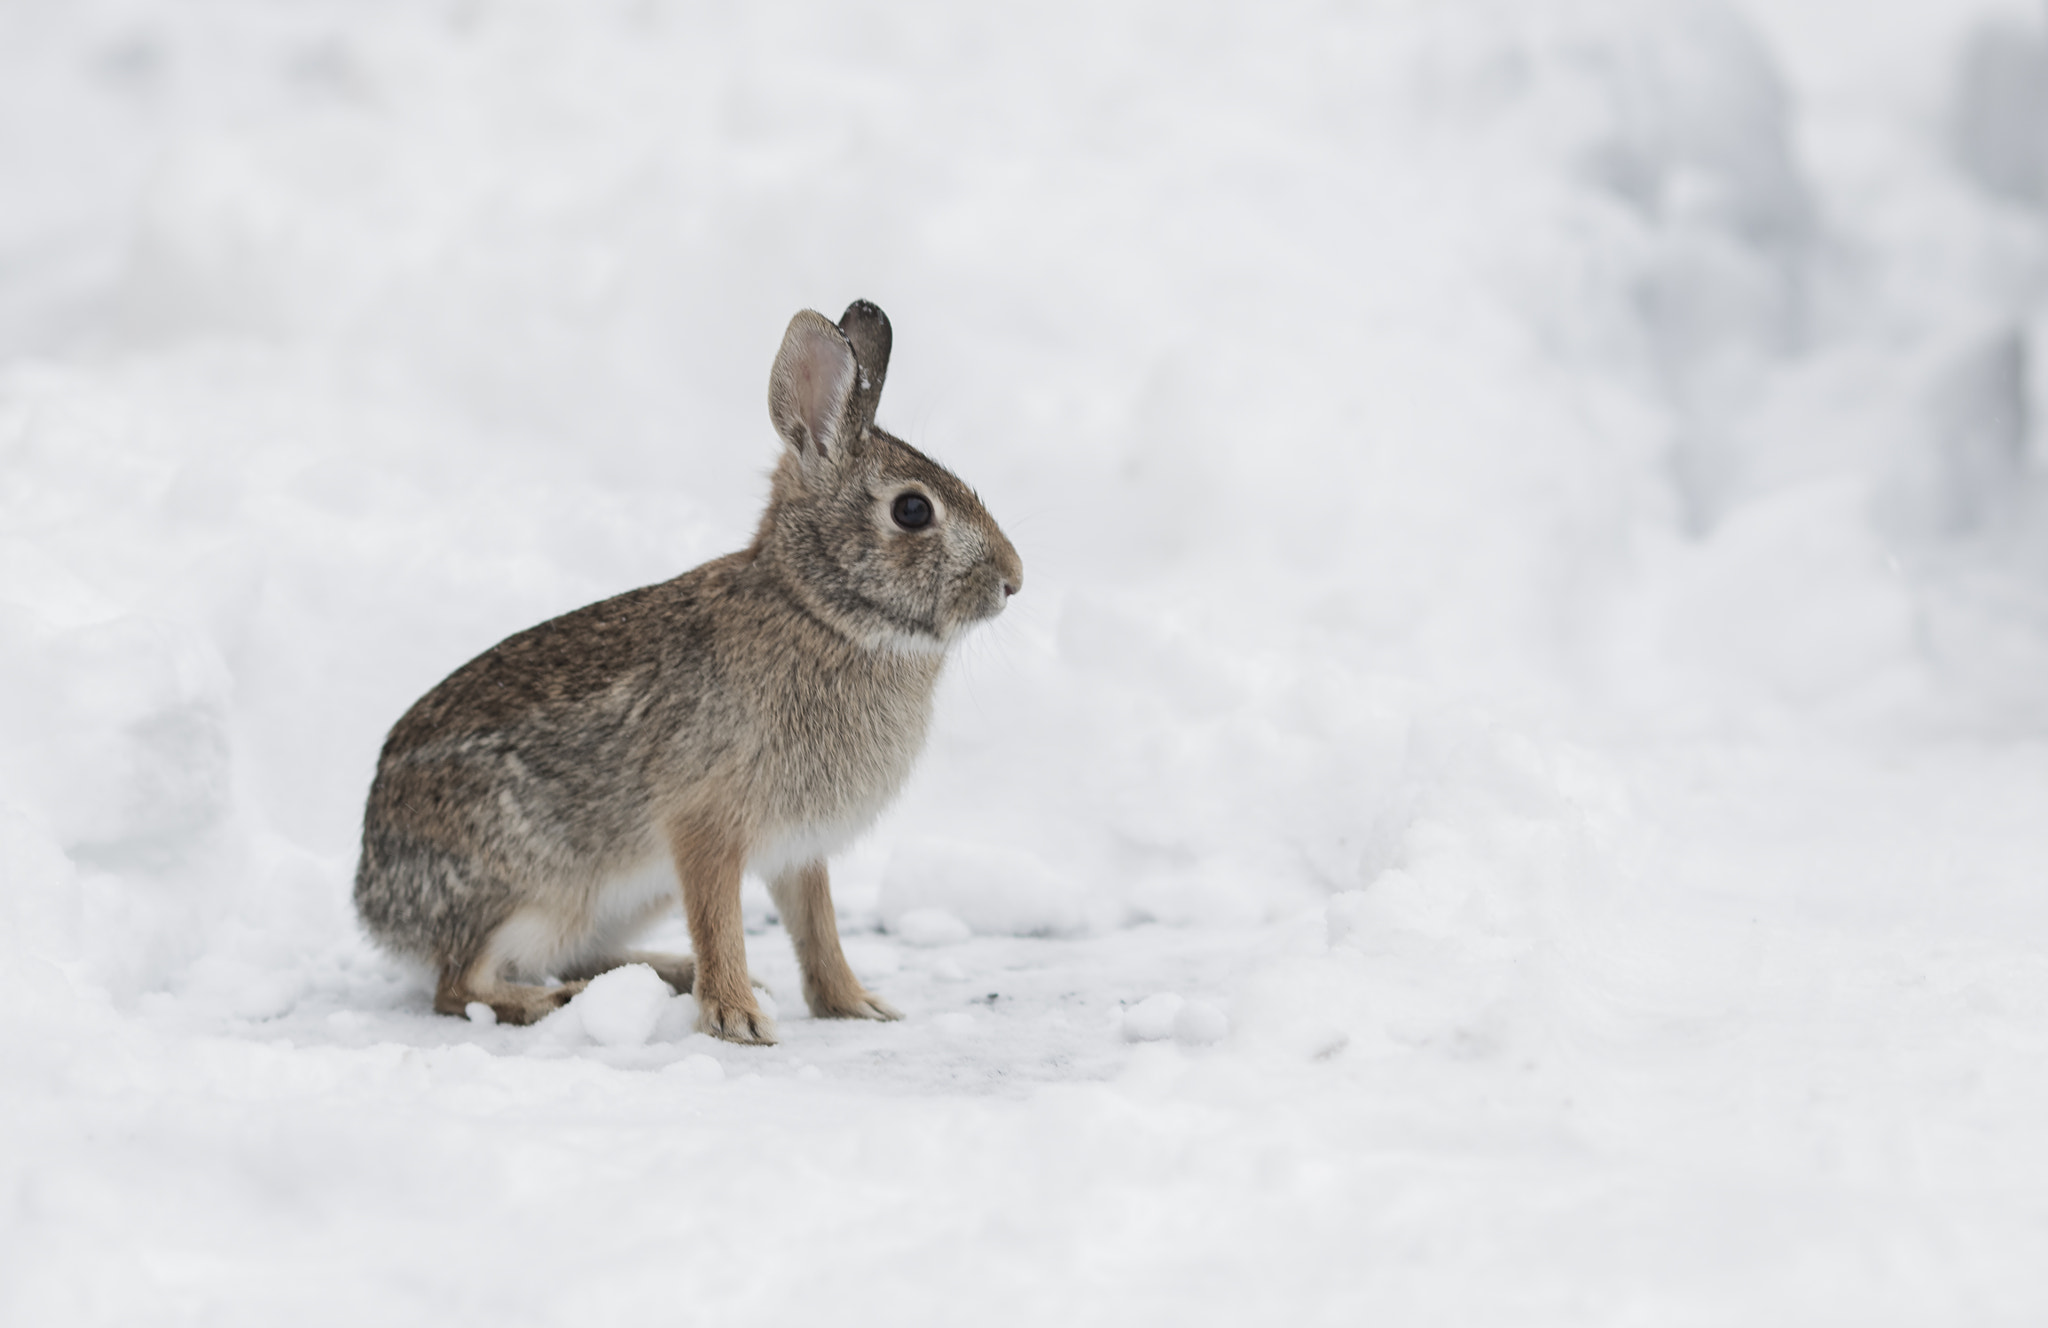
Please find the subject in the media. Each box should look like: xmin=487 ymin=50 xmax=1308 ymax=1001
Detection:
xmin=564 ymin=964 xmax=680 ymax=1049
xmin=5 ymin=0 xmax=2048 ymax=1323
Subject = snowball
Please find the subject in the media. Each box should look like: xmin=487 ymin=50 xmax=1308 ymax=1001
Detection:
xmin=652 ymin=994 xmax=701 ymax=1042
xmin=464 ymin=1001 xmax=497 ymax=1026
xmin=1121 ymin=993 xmax=1185 ymax=1042
xmin=892 ymin=908 xmax=971 ymax=948
xmin=570 ymin=964 xmax=674 ymax=1048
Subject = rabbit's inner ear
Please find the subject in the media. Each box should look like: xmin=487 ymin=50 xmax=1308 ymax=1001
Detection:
xmin=768 ymin=310 xmax=857 ymax=478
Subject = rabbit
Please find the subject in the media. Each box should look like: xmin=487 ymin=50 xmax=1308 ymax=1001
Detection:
xmin=353 ymin=300 xmax=1022 ymax=1044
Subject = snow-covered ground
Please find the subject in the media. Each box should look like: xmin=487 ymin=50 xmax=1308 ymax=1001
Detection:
xmin=5 ymin=0 xmax=2048 ymax=1321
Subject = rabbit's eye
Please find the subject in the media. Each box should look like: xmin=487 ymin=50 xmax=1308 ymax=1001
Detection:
xmin=892 ymin=493 xmax=934 ymax=530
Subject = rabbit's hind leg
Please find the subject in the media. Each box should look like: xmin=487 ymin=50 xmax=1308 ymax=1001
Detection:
xmin=432 ymin=905 xmax=588 ymax=1025
xmin=433 ymin=964 xmax=586 ymax=1025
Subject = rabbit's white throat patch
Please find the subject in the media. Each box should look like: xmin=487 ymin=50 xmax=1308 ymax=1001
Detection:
xmin=870 ymin=624 xmax=951 ymax=657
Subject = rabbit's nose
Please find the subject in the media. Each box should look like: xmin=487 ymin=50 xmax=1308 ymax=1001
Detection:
xmin=992 ymin=536 xmax=1022 ymax=599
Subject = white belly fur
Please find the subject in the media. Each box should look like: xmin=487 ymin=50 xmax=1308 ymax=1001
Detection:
xmin=489 ymin=854 xmax=678 ymax=981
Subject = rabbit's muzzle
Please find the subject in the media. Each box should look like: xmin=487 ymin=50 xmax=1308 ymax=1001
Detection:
xmin=958 ymin=529 xmax=1023 ymax=628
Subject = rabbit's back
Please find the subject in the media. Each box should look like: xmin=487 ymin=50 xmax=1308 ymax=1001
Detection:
xmin=384 ymin=571 xmax=722 ymax=758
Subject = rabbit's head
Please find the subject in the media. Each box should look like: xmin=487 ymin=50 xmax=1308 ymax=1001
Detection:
xmin=758 ymin=301 xmax=1022 ymax=652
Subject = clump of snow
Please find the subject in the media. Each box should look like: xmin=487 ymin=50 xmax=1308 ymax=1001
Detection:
xmin=566 ymin=964 xmax=674 ymax=1049
xmin=1120 ymin=993 xmax=1183 ymax=1042
xmin=652 ymin=994 xmax=704 ymax=1044
xmin=1115 ymin=992 xmax=1229 ymax=1045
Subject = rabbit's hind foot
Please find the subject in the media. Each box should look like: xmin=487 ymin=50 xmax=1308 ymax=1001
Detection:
xmin=433 ymin=968 xmax=586 ymax=1026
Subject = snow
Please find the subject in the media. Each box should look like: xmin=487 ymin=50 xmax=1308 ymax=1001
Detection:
xmin=5 ymin=0 xmax=2048 ymax=1322
xmin=562 ymin=964 xmax=679 ymax=1049
xmin=1119 ymin=992 xmax=1186 ymax=1042
xmin=888 ymin=905 xmax=973 ymax=948
xmin=880 ymin=837 xmax=1099 ymax=937
xmin=1119 ymin=991 xmax=1227 ymax=1045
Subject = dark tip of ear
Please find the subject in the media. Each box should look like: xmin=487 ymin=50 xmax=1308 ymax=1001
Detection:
xmin=838 ymin=300 xmax=892 ymax=427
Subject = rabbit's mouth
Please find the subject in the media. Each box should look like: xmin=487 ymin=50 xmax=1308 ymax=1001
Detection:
xmin=955 ymin=540 xmax=1022 ymax=629
xmin=871 ymin=581 xmax=1004 ymax=655
xmin=948 ymin=571 xmax=1015 ymax=632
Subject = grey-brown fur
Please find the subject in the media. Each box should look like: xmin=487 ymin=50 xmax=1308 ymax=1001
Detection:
xmin=354 ymin=301 xmax=1022 ymax=1043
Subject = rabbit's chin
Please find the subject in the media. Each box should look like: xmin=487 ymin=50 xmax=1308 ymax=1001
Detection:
xmin=874 ymin=597 xmax=1010 ymax=656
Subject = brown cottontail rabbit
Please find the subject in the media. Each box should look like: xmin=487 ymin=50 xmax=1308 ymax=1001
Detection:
xmin=354 ymin=301 xmax=1022 ymax=1043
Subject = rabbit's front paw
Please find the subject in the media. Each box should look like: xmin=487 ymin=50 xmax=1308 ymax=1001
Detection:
xmin=697 ymin=995 xmax=778 ymax=1045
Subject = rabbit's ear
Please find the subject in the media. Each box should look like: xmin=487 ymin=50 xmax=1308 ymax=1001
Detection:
xmin=837 ymin=300 xmax=891 ymax=434
xmin=768 ymin=310 xmax=858 ymax=481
